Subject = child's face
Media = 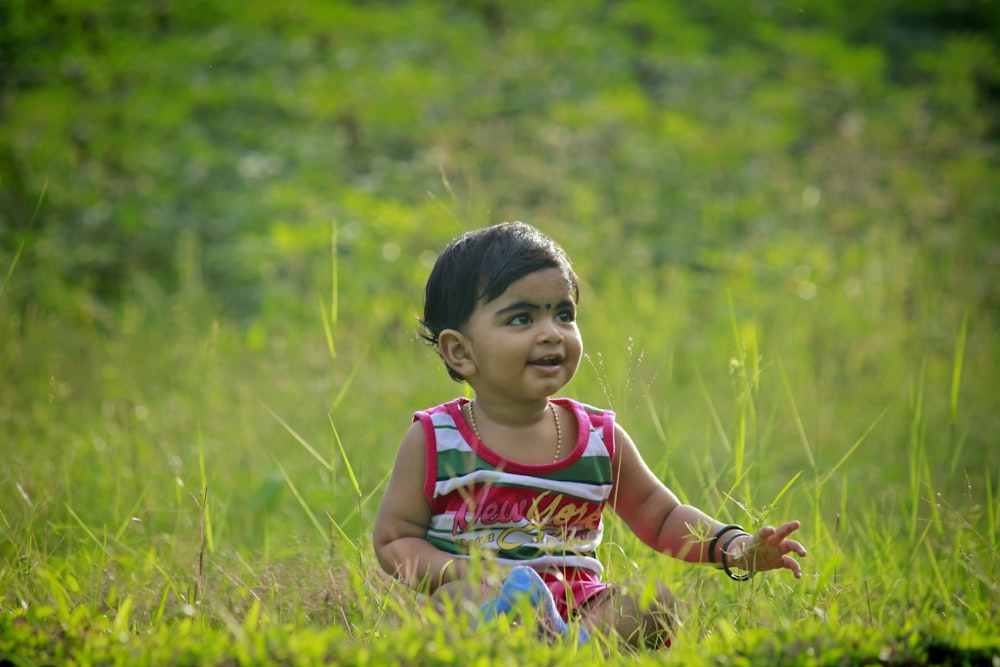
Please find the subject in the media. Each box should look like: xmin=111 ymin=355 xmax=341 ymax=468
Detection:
xmin=460 ymin=267 xmax=582 ymax=401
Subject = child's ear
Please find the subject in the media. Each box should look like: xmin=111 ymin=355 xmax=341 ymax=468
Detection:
xmin=438 ymin=328 xmax=476 ymax=377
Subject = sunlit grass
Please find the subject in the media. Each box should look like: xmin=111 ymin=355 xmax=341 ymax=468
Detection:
xmin=1 ymin=260 xmax=997 ymax=665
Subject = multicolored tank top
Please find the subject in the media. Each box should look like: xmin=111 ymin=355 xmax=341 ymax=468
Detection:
xmin=418 ymin=397 xmax=616 ymax=576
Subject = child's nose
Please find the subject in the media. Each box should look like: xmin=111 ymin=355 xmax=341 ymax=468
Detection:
xmin=538 ymin=317 xmax=564 ymax=342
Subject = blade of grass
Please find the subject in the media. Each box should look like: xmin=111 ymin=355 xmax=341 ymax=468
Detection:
xmin=194 ymin=485 xmax=208 ymax=603
xmin=726 ymin=295 xmax=761 ymax=495
xmin=767 ymin=470 xmax=803 ymax=511
xmin=920 ymin=446 xmax=943 ymax=536
xmin=949 ymin=313 xmax=967 ymax=425
xmin=324 ymin=511 xmax=360 ymax=555
xmin=818 ymin=407 xmax=887 ymax=489
xmin=350 ymin=446 xmax=392 ymax=567
xmin=244 ymin=597 xmax=263 ymax=630
xmin=113 ymin=489 xmax=148 ymax=542
xmin=149 ymin=556 xmax=183 ymax=612
xmin=337 ymin=468 xmax=391 ymax=527
xmin=329 ymin=412 xmax=369 ymax=565
xmin=947 ymin=420 xmax=970 ymax=477
xmin=758 ymin=383 xmax=780 ymax=470
xmin=987 ymin=468 xmax=996 ymax=550
xmin=113 ymin=596 xmax=133 ymax=636
xmin=151 ymin=580 xmax=172 ymax=624
xmin=726 ymin=288 xmax=742 ymax=368
xmin=331 ymin=345 xmax=370 ymax=412
xmin=320 ymin=220 xmax=340 ymax=359
xmin=947 ymin=315 xmax=969 ymax=476
xmin=720 ymin=463 xmax=756 ymax=522
xmin=197 ymin=425 xmax=214 ymax=554
xmin=734 ymin=405 xmax=747 ymax=501
xmin=909 ymin=362 xmax=927 ymax=543
xmin=907 ymin=521 xmax=934 ymax=572
xmin=0 ymin=179 xmax=47 ymax=302
xmin=36 ymin=567 xmax=72 ymax=624
xmin=329 ymin=414 xmax=361 ymax=498
xmin=65 ymin=503 xmax=105 ymax=553
xmin=92 ymin=526 xmax=110 ymax=615
xmin=778 ymin=357 xmax=816 ymax=470
xmin=265 ymin=404 xmax=332 ymax=472
xmin=331 ymin=220 xmax=339 ymax=329
xmin=696 ymin=369 xmax=732 ymax=454
xmin=319 ymin=297 xmax=336 ymax=360
xmin=274 ymin=459 xmax=327 ymax=542
xmin=426 ymin=163 xmax=471 ymax=233
xmin=643 ymin=392 xmax=668 ymax=445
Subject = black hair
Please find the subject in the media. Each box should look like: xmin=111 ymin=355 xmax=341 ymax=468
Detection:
xmin=420 ymin=221 xmax=579 ymax=382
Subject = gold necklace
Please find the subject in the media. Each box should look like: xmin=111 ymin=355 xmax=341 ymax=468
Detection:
xmin=467 ymin=400 xmax=563 ymax=463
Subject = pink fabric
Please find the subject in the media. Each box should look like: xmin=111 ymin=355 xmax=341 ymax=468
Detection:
xmin=539 ymin=568 xmax=609 ymax=621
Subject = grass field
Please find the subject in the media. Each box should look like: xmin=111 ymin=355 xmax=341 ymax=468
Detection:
xmin=1 ymin=222 xmax=998 ymax=665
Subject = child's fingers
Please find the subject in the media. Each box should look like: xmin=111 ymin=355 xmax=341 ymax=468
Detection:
xmin=756 ymin=525 xmax=776 ymax=541
xmin=783 ymin=539 xmax=807 ymax=557
xmin=772 ymin=520 xmax=801 ymax=540
xmin=752 ymin=522 xmax=807 ymax=576
xmin=782 ymin=554 xmax=803 ymax=578
xmin=756 ymin=520 xmax=801 ymax=545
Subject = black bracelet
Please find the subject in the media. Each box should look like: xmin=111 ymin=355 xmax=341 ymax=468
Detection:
xmin=707 ymin=524 xmax=745 ymax=566
xmin=721 ymin=531 xmax=755 ymax=581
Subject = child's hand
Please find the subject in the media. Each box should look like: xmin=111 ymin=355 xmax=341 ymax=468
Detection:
xmin=745 ymin=520 xmax=807 ymax=578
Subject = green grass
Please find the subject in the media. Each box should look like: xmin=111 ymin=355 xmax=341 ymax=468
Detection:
xmin=1 ymin=236 xmax=997 ymax=665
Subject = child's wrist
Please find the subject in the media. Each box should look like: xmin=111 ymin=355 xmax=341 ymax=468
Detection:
xmin=727 ymin=534 xmax=754 ymax=569
xmin=706 ymin=524 xmax=756 ymax=580
xmin=707 ymin=524 xmax=746 ymax=565
xmin=721 ymin=533 xmax=756 ymax=580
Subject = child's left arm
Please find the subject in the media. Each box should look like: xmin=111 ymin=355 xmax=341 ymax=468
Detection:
xmin=609 ymin=422 xmax=806 ymax=578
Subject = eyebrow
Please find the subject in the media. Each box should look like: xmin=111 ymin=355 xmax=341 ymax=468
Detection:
xmin=493 ymin=299 xmax=575 ymax=317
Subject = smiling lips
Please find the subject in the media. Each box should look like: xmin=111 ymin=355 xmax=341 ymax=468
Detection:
xmin=530 ymin=355 xmax=563 ymax=369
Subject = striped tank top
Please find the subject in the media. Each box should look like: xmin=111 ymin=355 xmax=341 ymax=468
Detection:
xmin=417 ymin=397 xmax=616 ymax=575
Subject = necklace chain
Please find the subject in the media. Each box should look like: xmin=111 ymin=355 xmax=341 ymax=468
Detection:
xmin=467 ymin=400 xmax=563 ymax=463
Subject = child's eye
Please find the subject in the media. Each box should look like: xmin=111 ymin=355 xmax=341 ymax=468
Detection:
xmin=557 ymin=309 xmax=576 ymax=323
xmin=508 ymin=314 xmax=532 ymax=325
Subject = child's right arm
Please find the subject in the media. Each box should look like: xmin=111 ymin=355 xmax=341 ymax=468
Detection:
xmin=373 ymin=421 xmax=467 ymax=592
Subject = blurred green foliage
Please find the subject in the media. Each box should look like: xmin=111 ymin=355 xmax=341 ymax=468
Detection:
xmin=2 ymin=0 xmax=997 ymax=318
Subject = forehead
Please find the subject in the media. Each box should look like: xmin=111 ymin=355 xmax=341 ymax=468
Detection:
xmin=485 ymin=267 xmax=576 ymax=304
